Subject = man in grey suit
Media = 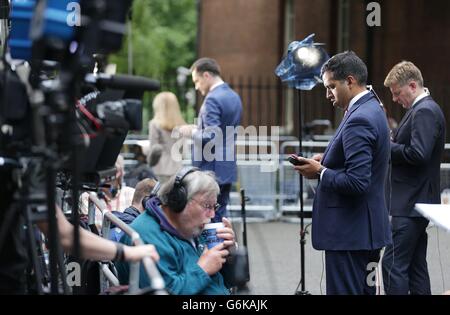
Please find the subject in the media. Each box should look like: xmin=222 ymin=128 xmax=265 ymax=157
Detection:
xmin=382 ymin=61 xmax=446 ymax=295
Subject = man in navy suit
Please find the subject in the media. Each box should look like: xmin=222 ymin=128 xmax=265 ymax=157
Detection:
xmin=294 ymin=51 xmax=391 ymax=294
xmin=180 ymin=58 xmax=242 ymax=222
xmin=381 ymin=61 xmax=445 ymax=295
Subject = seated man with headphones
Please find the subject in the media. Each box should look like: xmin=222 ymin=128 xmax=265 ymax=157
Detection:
xmin=116 ymin=167 xmax=236 ymax=295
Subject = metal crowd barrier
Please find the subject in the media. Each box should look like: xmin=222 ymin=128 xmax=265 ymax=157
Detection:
xmin=279 ymin=141 xmax=450 ymax=216
xmin=228 ymin=139 xmax=279 ymax=219
xmin=179 ymin=138 xmax=279 ymax=219
xmin=279 ymin=140 xmax=328 ymax=216
xmin=123 ymin=137 xmax=450 ymax=220
xmin=88 ymin=193 xmax=167 ymax=295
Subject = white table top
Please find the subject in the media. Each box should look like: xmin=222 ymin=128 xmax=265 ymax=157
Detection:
xmin=415 ymin=203 xmax=450 ymax=232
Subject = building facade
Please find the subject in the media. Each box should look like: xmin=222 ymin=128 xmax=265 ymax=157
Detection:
xmin=198 ymin=0 xmax=450 ymax=137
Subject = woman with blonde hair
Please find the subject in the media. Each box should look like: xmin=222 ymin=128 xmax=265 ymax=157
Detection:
xmin=148 ymin=92 xmax=187 ymax=183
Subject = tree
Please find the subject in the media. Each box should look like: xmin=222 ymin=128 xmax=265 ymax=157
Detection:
xmin=109 ymin=0 xmax=198 ymax=128
xmin=109 ymin=0 xmax=197 ymax=80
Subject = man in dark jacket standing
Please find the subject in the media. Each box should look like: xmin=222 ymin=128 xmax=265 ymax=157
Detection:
xmin=294 ymin=51 xmax=391 ymax=294
xmin=382 ymin=61 xmax=446 ymax=295
xmin=180 ymin=58 xmax=242 ymax=223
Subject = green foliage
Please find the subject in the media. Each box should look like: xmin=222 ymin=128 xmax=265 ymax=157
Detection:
xmin=109 ymin=0 xmax=197 ymax=79
xmin=109 ymin=0 xmax=198 ymax=133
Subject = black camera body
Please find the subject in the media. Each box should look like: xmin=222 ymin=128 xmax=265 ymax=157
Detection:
xmin=1 ymin=0 xmax=161 ymax=185
xmin=0 ymin=0 xmax=164 ymax=294
xmin=0 ymin=0 xmax=163 ymax=294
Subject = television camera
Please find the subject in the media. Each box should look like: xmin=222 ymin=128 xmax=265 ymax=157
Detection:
xmin=0 ymin=0 xmax=160 ymax=294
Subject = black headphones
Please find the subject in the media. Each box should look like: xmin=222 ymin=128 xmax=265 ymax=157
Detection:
xmin=166 ymin=167 xmax=199 ymax=213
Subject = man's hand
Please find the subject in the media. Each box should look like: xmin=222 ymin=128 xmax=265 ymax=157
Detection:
xmin=124 ymin=244 xmax=160 ymax=262
xmin=293 ymin=156 xmax=324 ymax=179
xmin=197 ymin=243 xmax=229 ymax=275
xmin=311 ymin=153 xmax=323 ymax=162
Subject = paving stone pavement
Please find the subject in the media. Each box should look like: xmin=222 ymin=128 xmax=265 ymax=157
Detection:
xmin=230 ymin=219 xmax=450 ymax=295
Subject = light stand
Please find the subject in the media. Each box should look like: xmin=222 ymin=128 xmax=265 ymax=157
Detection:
xmin=295 ymin=89 xmax=309 ymax=295
xmin=275 ymin=34 xmax=329 ymax=296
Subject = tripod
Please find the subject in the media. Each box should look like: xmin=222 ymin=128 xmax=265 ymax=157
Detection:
xmin=23 ymin=188 xmax=70 ymax=294
xmin=0 ymin=157 xmax=70 ymax=294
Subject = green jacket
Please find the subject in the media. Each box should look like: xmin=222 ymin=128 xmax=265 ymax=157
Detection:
xmin=116 ymin=197 xmax=231 ymax=295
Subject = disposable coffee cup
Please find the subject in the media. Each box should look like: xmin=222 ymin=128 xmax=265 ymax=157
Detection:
xmin=202 ymin=222 xmax=225 ymax=249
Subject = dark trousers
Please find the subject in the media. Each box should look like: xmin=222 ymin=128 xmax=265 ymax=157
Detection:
xmin=382 ymin=216 xmax=431 ymax=295
xmin=325 ymin=249 xmax=381 ymax=295
xmin=213 ymin=184 xmax=231 ymax=223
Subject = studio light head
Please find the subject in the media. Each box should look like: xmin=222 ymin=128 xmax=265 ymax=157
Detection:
xmin=294 ymin=45 xmax=324 ymax=68
xmin=275 ymin=33 xmax=329 ymax=90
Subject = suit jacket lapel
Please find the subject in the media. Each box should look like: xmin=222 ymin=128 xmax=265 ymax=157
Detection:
xmin=322 ymin=93 xmax=374 ymax=161
xmin=393 ymin=96 xmax=432 ymax=140
xmin=393 ymin=108 xmax=413 ymax=140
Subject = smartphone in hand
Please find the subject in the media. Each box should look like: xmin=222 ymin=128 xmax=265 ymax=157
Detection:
xmin=288 ymin=154 xmax=307 ymax=166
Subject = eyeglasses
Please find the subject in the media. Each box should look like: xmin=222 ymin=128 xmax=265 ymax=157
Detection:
xmin=190 ymin=198 xmax=220 ymax=212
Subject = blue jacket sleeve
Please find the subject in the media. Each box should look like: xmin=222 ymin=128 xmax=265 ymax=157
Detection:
xmin=321 ymin=116 xmax=376 ymax=195
xmin=192 ymin=96 xmax=222 ymax=145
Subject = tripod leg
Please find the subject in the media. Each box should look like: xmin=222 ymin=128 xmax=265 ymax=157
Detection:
xmin=56 ymin=240 xmax=71 ymax=294
xmin=25 ymin=209 xmax=45 ymax=294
